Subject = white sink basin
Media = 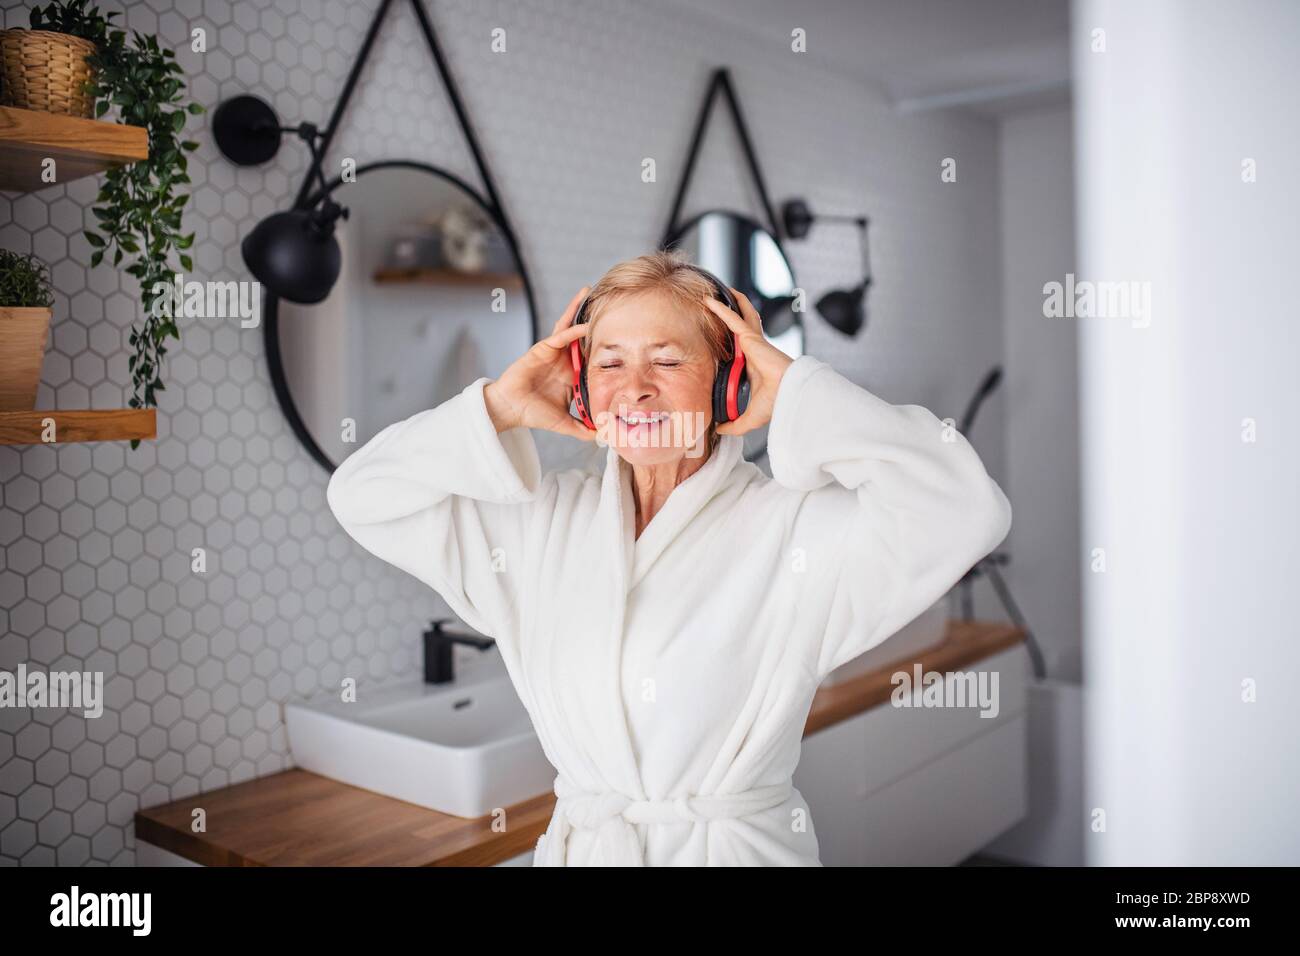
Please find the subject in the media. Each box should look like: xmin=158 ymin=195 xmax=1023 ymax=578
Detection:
xmin=284 ymin=649 xmax=556 ymax=818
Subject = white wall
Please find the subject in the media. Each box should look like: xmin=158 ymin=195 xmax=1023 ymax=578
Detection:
xmin=1074 ymin=0 xmax=1300 ymax=864
xmin=998 ymin=106 xmax=1081 ymax=681
xmin=982 ymin=105 xmax=1085 ymax=867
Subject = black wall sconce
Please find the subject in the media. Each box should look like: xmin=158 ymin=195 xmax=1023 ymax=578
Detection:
xmin=212 ymin=93 xmax=349 ymax=304
xmin=781 ymin=198 xmax=873 ymax=338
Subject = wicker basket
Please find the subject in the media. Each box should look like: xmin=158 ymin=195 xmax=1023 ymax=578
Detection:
xmin=0 ymin=28 xmax=97 ymax=118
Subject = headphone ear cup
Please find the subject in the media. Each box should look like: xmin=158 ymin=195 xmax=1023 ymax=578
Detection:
xmin=579 ymin=362 xmax=593 ymax=427
xmin=569 ymin=345 xmax=596 ymax=430
xmin=712 ymin=338 xmax=751 ymax=423
xmin=569 ymin=295 xmax=598 ymax=429
xmin=712 ymin=356 xmax=731 ymax=425
xmin=687 ymin=265 xmax=740 ymax=424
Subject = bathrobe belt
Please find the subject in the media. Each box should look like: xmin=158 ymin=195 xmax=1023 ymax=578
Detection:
xmin=534 ymin=775 xmax=796 ymax=865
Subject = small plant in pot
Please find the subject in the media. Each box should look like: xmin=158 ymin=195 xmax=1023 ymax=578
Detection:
xmin=6 ymin=0 xmax=203 ymax=439
xmin=0 ymin=0 xmax=110 ymax=117
xmin=0 ymin=250 xmax=55 ymax=411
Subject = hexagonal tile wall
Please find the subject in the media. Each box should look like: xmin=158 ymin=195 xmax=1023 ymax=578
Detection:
xmin=0 ymin=0 xmax=1004 ymax=865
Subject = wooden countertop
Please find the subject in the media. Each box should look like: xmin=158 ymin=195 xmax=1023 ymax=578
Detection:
xmin=135 ymin=619 xmax=1024 ymax=866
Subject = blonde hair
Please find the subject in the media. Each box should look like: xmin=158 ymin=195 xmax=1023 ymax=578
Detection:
xmin=580 ymin=248 xmax=732 ymax=456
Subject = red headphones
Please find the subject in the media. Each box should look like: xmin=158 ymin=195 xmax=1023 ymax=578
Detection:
xmin=568 ymin=263 xmax=750 ymax=430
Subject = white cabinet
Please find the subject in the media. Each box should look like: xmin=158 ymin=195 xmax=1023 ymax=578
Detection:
xmin=795 ymin=645 xmax=1028 ymax=865
xmin=793 ymin=710 xmax=869 ymax=866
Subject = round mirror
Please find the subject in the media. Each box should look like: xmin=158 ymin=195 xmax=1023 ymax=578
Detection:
xmin=664 ymin=210 xmax=803 ymax=462
xmin=265 ymin=161 xmax=538 ymax=471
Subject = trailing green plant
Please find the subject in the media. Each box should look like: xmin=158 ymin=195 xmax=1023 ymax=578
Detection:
xmin=0 ymin=250 xmax=56 ymax=309
xmin=29 ymin=0 xmax=204 ymax=421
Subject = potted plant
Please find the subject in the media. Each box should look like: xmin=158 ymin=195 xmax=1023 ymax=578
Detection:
xmin=0 ymin=250 xmax=55 ymax=410
xmin=8 ymin=1 xmax=203 ymax=429
xmin=0 ymin=0 xmax=109 ymax=117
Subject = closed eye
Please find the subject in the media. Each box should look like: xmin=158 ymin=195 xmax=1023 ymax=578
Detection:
xmin=595 ymin=361 xmax=682 ymax=369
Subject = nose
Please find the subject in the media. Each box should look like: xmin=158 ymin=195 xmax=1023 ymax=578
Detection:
xmin=617 ymin=365 xmax=658 ymax=405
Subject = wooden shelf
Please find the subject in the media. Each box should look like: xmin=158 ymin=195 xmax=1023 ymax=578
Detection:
xmin=804 ymin=619 xmax=1025 ymax=735
xmin=372 ymin=266 xmax=522 ymax=288
xmin=0 ymin=105 xmax=148 ymax=192
xmin=0 ymin=408 xmax=155 ymax=445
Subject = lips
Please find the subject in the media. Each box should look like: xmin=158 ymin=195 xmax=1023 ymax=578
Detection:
xmin=617 ymin=411 xmax=670 ymax=426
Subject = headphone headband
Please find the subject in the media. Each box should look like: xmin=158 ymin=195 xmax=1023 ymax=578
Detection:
xmin=570 ymin=262 xmax=738 ymax=332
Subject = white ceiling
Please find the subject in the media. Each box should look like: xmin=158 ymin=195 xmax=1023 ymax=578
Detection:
xmin=674 ymin=0 xmax=1071 ymax=116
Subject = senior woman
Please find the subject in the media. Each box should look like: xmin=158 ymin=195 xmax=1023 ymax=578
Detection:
xmin=326 ymin=249 xmax=1012 ymax=866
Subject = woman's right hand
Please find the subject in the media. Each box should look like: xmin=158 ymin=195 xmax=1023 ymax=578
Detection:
xmin=483 ymin=286 xmax=596 ymax=441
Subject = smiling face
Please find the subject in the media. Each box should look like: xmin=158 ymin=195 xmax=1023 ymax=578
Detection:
xmin=585 ymin=290 xmax=716 ymax=465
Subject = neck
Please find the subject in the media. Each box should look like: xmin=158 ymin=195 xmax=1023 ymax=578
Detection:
xmin=629 ymin=443 xmax=712 ymax=539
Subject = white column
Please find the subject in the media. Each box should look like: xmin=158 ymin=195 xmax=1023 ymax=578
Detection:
xmin=1073 ymin=0 xmax=1300 ymax=864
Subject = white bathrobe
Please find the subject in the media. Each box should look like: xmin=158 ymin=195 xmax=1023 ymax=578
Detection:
xmin=326 ymin=354 xmax=1012 ymax=866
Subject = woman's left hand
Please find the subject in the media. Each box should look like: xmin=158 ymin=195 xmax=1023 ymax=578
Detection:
xmin=704 ymin=288 xmax=795 ymax=436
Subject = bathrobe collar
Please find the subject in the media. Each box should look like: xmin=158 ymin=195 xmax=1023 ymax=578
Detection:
xmin=600 ymin=433 xmax=746 ymax=593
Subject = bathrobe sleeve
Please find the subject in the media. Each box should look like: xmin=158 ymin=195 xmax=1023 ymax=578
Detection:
xmin=765 ymin=355 xmax=1013 ymax=678
xmin=325 ymin=376 xmax=544 ymax=640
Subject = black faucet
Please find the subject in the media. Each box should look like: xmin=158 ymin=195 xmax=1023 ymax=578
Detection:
xmin=423 ymin=618 xmax=495 ymax=684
